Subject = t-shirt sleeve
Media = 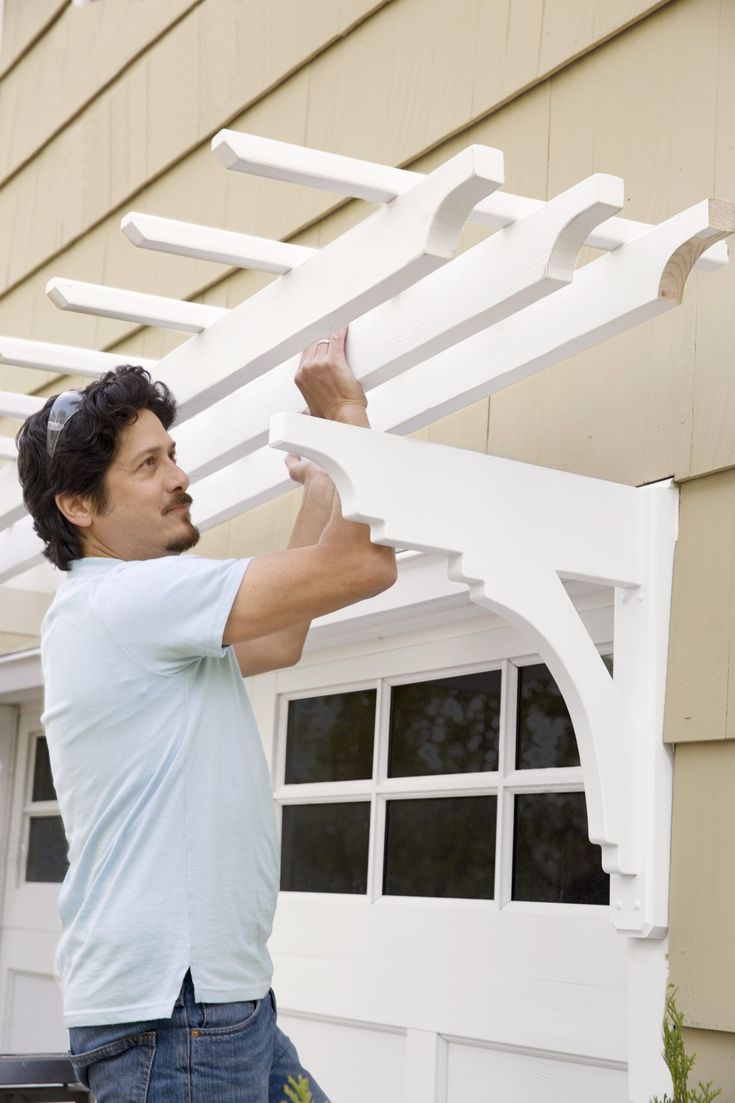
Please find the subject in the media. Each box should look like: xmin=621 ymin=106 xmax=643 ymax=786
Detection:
xmin=95 ymin=555 xmax=252 ymax=675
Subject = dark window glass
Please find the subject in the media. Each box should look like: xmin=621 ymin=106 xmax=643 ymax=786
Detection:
xmin=285 ymin=691 xmax=376 ymax=784
xmin=26 ymin=816 xmax=68 ymax=883
xmin=512 ymin=792 xmax=609 ymax=904
xmin=280 ymin=803 xmax=370 ymax=893
xmin=515 ymin=663 xmax=579 ymax=770
xmin=384 ymin=796 xmax=496 ymax=899
xmin=31 ymin=736 xmax=57 ymax=802
xmin=602 ymin=653 xmax=613 ymax=676
xmin=388 ymin=671 xmax=501 ymax=778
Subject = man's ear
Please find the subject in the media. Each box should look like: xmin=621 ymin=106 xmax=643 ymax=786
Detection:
xmin=55 ymin=493 xmax=94 ymax=529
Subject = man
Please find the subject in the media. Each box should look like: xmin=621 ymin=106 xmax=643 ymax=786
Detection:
xmin=15 ymin=326 xmax=396 ymax=1102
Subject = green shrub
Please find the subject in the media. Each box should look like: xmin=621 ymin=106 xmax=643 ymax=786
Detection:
xmin=280 ymin=1074 xmax=330 ymax=1103
xmin=651 ymin=986 xmax=721 ymax=1103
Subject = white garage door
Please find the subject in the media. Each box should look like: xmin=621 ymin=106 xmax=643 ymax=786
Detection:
xmin=249 ymin=597 xmax=628 ymax=1103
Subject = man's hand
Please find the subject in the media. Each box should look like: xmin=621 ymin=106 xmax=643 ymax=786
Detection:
xmin=284 ymin=452 xmax=333 ymax=488
xmin=295 ymin=325 xmax=368 ymax=424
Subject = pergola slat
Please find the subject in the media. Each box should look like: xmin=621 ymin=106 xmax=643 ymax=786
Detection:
xmin=0 ymin=336 xmax=157 ymax=377
xmin=214 ymin=129 xmax=727 ymax=271
xmin=0 ymin=392 xmax=44 ymax=419
xmin=121 ymin=213 xmax=317 ymax=273
xmin=46 ymin=279 xmax=228 ymax=333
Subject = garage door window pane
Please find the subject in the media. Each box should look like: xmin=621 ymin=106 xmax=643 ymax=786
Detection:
xmin=285 ymin=691 xmax=376 ymax=784
xmin=512 ymin=792 xmax=609 ymax=904
xmin=389 ymin=671 xmax=501 ymax=778
xmin=26 ymin=816 xmax=69 ymax=883
xmin=384 ymin=796 xmax=496 ymax=899
xmin=515 ymin=664 xmax=580 ymax=770
xmin=280 ymin=803 xmax=370 ymax=893
xmin=31 ymin=736 xmax=57 ymax=802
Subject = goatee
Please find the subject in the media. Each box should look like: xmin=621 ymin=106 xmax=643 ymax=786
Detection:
xmin=165 ymin=518 xmax=201 ymax=554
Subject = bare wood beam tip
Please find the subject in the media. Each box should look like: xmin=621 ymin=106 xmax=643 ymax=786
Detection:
xmin=659 ymin=198 xmax=735 ymax=302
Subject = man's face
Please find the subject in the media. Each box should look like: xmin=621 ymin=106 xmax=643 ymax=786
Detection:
xmin=82 ymin=408 xmax=200 ymax=560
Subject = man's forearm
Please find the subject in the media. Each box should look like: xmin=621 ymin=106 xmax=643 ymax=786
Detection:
xmin=233 ymin=470 xmax=335 ymax=675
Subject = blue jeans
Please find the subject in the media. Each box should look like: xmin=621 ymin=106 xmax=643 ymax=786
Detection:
xmin=67 ymin=968 xmax=329 ymax=1102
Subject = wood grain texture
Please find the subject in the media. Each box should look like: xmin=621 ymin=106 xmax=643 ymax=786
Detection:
xmin=669 ymin=740 xmax=735 ymax=1030
xmin=664 ymin=470 xmax=735 ymax=744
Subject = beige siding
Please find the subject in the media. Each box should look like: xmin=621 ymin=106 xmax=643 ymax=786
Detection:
xmin=680 ymin=1029 xmax=735 ymax=1102
xmin=0 ymin=0 xmax=199 ymax=184
xmin=0 ymin=0 xmax=66 ymax=78
xmin=488 ymin=0 xmax=731 ymax=487
xmin=669 ymin=741 xmax=735 ymax=1033
xmin=665 ymin=471 xmax=735 ymax=745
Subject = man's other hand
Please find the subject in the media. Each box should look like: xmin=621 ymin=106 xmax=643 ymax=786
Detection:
xmin=295 ymin=325 xmax=368 ymax=423
xmin=284 ymin=451 xmax=333 ymax=489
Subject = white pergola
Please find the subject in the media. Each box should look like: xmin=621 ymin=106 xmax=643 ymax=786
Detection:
xmin=0 ymin=133 xmax=732 ymax=967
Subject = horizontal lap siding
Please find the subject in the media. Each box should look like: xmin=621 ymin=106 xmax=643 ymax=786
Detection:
xmin=669 ymin=741 xmax=735 ymax=1031
xmin=665 ymin=471 xmax=735 ymax=745
xmin=0 ymin=0 xmax=66 ymax=79
xmin=0 ymin=0 xmax=200 ymax=184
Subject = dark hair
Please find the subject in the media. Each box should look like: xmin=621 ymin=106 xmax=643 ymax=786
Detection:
xmin=16 ymin=365 xmax=177 ymax=571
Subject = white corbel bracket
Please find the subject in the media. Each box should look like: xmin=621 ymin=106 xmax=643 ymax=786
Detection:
xmin=269 ymin=412 xmax=678 ymax=939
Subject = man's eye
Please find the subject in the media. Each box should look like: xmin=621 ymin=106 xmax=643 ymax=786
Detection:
xmin=142 ymin=457 xmax=156 ymax=468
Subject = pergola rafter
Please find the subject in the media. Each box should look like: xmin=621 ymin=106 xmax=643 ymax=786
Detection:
xmin=0 ymin=131 xmax=733 ymax=944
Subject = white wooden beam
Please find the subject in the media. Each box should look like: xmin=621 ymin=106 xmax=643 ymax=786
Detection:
xmin=0 ymin=336 xmax=157 ymax=377
xmin=213 ymin=130 xmax=727 ymax=271
xmin=1 ymin=197 xmax=731 ymax=577
xmin=121 ymin=213 xmax=317 ymax=273
xmin=0 ymin=465 xmax=26 ymax=526
xmin=181 ymin=197 xmax=735 ymax=532
xmin=269 ymin=412 xmax=645 ymax=589
xmin=173 ymin=172 xmax=624 ymax=479
xmin=46 ymin=279 xmax=228 ymax=333
xmin=365 ymin=199 xmax=735 ymax=436
xmin=150 ymin=144 xmax=504 ymax=419
xmin=0 ymin=392 xmax=44 ymax=419
xmin=0 ymin=516 xmax=42 ymax=583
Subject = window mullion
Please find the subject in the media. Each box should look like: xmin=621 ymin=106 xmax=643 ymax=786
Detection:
xmin=496 ymin=659 xmax=517 ymax=908
xmin=368 ymin=678 xmax=388 ymax=902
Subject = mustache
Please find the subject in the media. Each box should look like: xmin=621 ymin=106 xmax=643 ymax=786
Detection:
xmin=164 ymin=492 xmax=193 ymax=513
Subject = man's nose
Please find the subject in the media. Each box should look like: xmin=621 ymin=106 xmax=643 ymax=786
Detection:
xmin=168 ymin=460 xmax=190 ymax=491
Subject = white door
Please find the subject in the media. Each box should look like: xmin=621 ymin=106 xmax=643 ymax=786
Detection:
xmin=0 ymin=703 xmax=67 ymax=1052
xmin=249 ymin=598 xmax=629 ymax=1103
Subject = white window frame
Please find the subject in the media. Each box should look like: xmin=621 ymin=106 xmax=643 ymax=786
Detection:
xmin=19 ymin=729 xmax=66 ymax=889
xmin=272 ymin=612 xmax=613 ymax=916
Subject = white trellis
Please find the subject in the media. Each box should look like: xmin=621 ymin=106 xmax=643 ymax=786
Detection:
xmin=0 ymin=131 xmax=733 ymax=1098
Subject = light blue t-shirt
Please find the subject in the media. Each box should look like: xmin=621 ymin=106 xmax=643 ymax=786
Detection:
xmin=40 ymin=554 xmax=279 ymax=1027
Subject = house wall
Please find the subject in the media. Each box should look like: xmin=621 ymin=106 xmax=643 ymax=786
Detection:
xmin=1 ymin=0 xmax=734 ymax=1088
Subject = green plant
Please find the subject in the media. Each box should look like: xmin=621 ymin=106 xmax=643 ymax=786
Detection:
xmin=651 ymin=986 xmax=722 ymax=1103
xmin=280 ymin=1074 xmax=331 ymax=1103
